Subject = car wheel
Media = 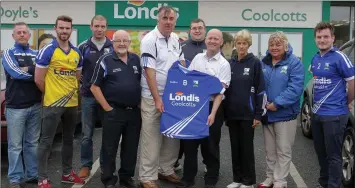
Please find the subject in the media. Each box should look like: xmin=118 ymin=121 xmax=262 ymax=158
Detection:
xmin=300 ymin=98 xmax=312 ymax=138
xmin=342 ymin=126 xmax=355 ymax=187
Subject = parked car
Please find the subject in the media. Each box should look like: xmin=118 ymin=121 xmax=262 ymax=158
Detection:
xmin=300 ymin=38 xmax=355 ymax=187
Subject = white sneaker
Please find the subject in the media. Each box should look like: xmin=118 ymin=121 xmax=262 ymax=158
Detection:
xmin=240 ymin=185 xmax=254 ymax=188
xmin=258 ymin=178 xmax=273 ymax=187
xmin=227 ymin=182 xmax=242 ymax=188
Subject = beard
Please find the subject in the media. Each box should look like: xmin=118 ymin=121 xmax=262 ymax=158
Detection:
xmin=57 ymin=32 xmax=71 ymax=42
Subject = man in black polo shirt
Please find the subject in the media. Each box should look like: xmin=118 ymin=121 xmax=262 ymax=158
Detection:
xmin=90 ymin=30 xmax=141 ymax=188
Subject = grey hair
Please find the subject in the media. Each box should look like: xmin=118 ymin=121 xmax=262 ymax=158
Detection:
xmin=268 ymin=31 xmax=289 ymax=51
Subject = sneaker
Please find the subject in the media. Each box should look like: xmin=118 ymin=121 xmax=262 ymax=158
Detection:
xmin=38 ymin=179 xmax=51 ymax=188
xmin=78 ymin=167 xmax=90 ymax=179
xmin=227 ymin=182 xmax=242 ymax=188
xmin=120 ymin=178 xmax=136 ymax=188
xmin=174 ymin=162 xmax=183 ymax=171
xmin=61 ymin=170 xmax=85 ymax=184
xmin=176 ymin=181 xmax=195 ymax=188
xmin=240 ymin=185 xmax=254 ymax=188
xmin=257 ymin=178 xmax=273 ymax=188
xmin=26 ymin=177 xmax=38 ymax=184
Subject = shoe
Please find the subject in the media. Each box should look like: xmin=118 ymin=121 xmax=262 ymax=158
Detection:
xmin=174 ymin=162 xmax=183 ymax=171
xmin=9 ymin=183 xmax=20 ymax=188
xmin=257 ymin=178 xmax=273 ymax=188
xmin=240 ymin=185 xmax=254 ymax=188
xmin=38 ymin=179 xmax=51 ymax=188
xmin=316 ymin=183 xmax=325 ymax=188
xmin=176 ymin=181 xmax=195 ymax=188
xmin=227 ymin=182 xmax=242 ymax=188
xmin=61 ymin=170 xmax=85 ymax=184
xmin=205 ymin=185 xmax=215 ymax=188
xmin=78 ymin=167 xmax=90 ymax=179
xmin=158 ymin=173 xmax=180 ymax=184
xmin=204 ymin=165 xmax=207 ymax=173
xmin=26 ymin=177 xmax=38 ymax=184
xmin=140 ymin=181 xmax=158 ymax=188
xmin=120 ymin=178 xmax=136 ymax=188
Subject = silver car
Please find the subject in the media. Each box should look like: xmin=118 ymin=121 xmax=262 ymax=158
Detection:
xmin=300 ymin=38 xmax=355 ymax=187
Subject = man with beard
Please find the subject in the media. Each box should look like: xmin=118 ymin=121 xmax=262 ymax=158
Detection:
xmin=139 ymin=6 xmax=185 ymax=188
xmin=77 ymin=15 xmax=113 ymax=179
xmin=35 ymin=15 xmax=85 ymax=188
xmin=91 ymin=29 xmax=141 ymax=188
xmin=310 ymin=22 xmax=354 ymax=188
xmin=174 ymin=18 xmax=207 ymax=171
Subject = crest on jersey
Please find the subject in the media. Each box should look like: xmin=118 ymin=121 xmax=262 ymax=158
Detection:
xmin=280 ymin=66 xmax=288 ymax=74
xmin=104 ymin=48 xmax=110 ymax=54
xmin=133 ymin=66 xmax=139 ymax=74
xmin=32 ymin=58 xmax=36 ymax=65
xmin=193 ymin=80 xmax=199 ymax=87
xmin=324 ymin=63 xmax=329 ymax=70
xmin=243 ymin=68 xmax=250 ymax=75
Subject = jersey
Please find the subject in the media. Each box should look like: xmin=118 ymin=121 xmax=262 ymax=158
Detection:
xmin=311 ymin=48 xmax=354 ymax=115
xmin=36 ymin=40 xmax=83 ymax=107
xmin=160 ymin=61 xmax=225 ymax=139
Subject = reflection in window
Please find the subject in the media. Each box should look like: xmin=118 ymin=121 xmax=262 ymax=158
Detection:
xmin=331 ymin=6 xmax=351 ymax=47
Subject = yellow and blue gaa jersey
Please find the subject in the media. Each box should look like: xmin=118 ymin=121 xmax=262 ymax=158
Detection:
xmin=36 ymin=40 xmax=83 ymax=107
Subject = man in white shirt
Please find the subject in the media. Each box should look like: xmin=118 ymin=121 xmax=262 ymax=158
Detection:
xmin=177 ymin=29 xmax=231 ymax=188
xmin=139 ymin=6 xmax=185 ymax=188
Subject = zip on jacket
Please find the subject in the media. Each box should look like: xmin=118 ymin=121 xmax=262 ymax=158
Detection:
xmin=224 ymin=53 xmax=266 ymax=121
xmin=261 ymin=44 xmax=305 ymax=123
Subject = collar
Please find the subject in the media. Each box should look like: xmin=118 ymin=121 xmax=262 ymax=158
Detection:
xmin=52 ymin=39 xmax=75 ymax=49
xmin=88 ymin=36 xmax=112 ymax=48
xmin=316 ymin=46 xmax=337 ymax=57
xmin=14 ymin=42 xmax=30 ymax=50
xmin=112 ymin=51 xmax=132 ymax=61
xmin=203 ymin=51 xmax=221 ymax=61
xmin=154 ymin=26 xmax=170 ymax=39
xmin=191 ymin=39 xmax=205 ymax=45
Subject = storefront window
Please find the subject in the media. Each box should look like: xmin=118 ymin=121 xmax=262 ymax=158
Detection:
xmin=330 ymin=6 xmax=351 ymax=47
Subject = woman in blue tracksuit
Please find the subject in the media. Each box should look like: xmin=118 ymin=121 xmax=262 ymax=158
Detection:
xmin=258 ymin=31 xmax=305 ymax=188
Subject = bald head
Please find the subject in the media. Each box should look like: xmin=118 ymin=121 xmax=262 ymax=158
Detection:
xmin=112 ymin=30 xmax=131 ymax=56
xmin=205 ymin=28 xmax=224 ymax=55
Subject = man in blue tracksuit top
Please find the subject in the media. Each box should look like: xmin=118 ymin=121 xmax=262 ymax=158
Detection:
xmin=77 ymin=15 xmax=114 ymax=179
xmin=311 ymin=22 xmax=354 ymax=188
xmin=2 ymin=22 xmax=42 ymax=187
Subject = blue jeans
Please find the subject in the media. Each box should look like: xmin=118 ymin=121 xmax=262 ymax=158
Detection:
xmin=80 ymin=96 xmax=103 ymax=168
xmin=5 ymin=103 xmax=41 ymax=183
xmin=312 ymin=114 xmax=348 ymax=188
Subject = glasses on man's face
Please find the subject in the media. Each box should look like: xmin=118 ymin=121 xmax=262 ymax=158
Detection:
xmin=191 ymin=26 xmax=204 ymax=31
xmin=113 ymin=40 xmax=130 ymax=44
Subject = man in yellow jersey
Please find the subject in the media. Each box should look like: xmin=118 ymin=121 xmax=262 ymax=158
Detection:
xmin=34 ymin=15 xmax=85 ymax=188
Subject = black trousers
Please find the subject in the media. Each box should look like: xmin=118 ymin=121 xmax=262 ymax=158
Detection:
xmin=182 ymin=103 xmax=224 ymax=185
xmin=226 ymin=120 xmax=256 ymax=185
xmin=100 ymin=105 xmax=141 ymax=186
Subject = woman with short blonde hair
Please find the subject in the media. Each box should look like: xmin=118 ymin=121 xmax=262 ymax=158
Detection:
xmin=224 ymin=29 xmax=266 ymax=188
xmin=258 ymin=31 xmax=305 ymax=188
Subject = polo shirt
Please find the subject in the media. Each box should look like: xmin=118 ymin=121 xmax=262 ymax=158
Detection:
xmin=188 ymin=51 xmax=231 ymax=86
xmin=36 ymin=40 xmax=83 ymax=107
xmin=90 ymin=52 xmax=142 ymax=107
xmin=140 ymin=26 xmax=184 ymax=99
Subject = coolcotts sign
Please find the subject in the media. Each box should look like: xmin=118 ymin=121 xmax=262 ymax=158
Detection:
xmin=96 ymin=1 xmax=198 ymax=27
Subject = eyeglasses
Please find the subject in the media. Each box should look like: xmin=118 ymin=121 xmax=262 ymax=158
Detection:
xmin=191 ymin=26 xmax=204 ymax=31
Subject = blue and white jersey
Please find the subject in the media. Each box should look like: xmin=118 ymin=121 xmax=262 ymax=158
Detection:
xmin=160 ymin=61 xmax=225 ymax=139
xmin=311 ymin=47 xmax=354 ymax=115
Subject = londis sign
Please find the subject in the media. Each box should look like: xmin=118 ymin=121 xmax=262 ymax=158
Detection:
xmin=96 ymin=1 xmax=198 ymax=26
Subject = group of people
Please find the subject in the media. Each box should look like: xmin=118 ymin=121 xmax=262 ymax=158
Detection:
xmin=1 ymin=5 xmax=354 ymax=188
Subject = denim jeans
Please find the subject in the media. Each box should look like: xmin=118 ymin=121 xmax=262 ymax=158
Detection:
xmin=312 ymin=114 xmax=348 ymax=188
xmin=5 ymin=103 xmax=41 ymax=183
xmin=80 ymin=96 xmax=103 ymax=169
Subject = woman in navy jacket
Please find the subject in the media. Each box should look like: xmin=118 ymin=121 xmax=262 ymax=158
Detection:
xmin=224 ymin=29 xmax=266 ymax=188
xmin=258 ymin=31 xmax=305 ymax=188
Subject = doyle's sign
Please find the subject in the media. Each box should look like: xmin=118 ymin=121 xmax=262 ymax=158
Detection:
xmin=198 ymin=2 xmax=322 ymax=28
xmin=0 ymin=2 xmax=95 ymax=24
xmin=96 ymin=1 xmax=198 ymax=26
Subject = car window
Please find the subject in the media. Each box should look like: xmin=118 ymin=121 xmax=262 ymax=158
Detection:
xmin=341 ymin=42 xmax=355 ymax=65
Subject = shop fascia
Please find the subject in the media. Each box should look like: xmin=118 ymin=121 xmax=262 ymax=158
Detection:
xmin=242 ymin=8 xmax=307 ymax=22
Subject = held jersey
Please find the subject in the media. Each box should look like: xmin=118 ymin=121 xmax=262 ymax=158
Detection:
xmin=160 ymin=61 xmax=225 ymax=139
xmin=311 ymin=48 xmax=354 ymax=115
xmin=36 ymin=40 xmax=83 ymax=107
